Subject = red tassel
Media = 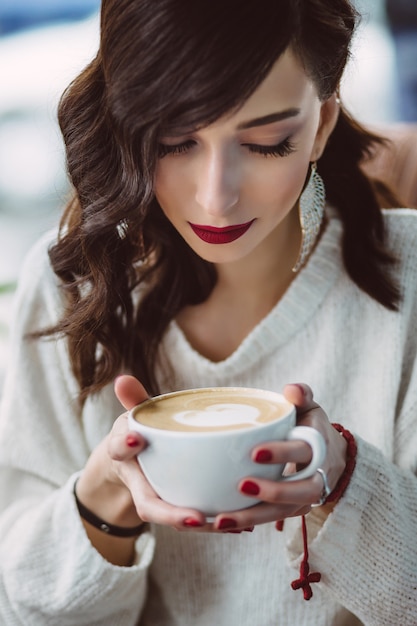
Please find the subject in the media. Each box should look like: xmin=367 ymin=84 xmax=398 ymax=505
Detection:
xmin=291 ymin=515 xmax=321 ymax=600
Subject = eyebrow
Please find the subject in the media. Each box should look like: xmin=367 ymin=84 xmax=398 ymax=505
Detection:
xmin=237 ymin=108 xmax=301 ymax=130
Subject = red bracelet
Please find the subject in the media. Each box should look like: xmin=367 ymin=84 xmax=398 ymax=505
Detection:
xmin=325 ymin=423 xmax=357 ymax=503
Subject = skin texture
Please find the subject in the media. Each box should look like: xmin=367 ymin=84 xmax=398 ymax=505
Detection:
xmin=156 ymin=49 xmax=339 ymax=361
xmin=75 ymin=50 xmax=346 ymax=565
xmin=155 ymin=50 xmax=332 ymax=269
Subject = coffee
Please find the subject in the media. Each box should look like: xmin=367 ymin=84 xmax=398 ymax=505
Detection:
xmin=131 ymin=387 xmax=289 ymax=432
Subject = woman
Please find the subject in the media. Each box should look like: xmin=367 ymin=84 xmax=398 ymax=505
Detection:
xmin=1 ymin=0 xmax=416 ymax=624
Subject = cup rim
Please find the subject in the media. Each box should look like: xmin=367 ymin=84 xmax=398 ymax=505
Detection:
xmin=128 ymin=386 xmax=294 ymax=437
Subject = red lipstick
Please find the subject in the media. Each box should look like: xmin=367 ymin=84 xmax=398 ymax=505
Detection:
xmin=189 ymin=219 xmax=255 ymax=244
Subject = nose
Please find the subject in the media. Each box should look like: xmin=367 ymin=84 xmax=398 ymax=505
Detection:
xmin=195 ymin=148 xmax=239 ymax=217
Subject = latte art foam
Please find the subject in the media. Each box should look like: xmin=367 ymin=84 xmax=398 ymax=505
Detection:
xmin=133 ymin=388 xmax=290 ymax=432
xmin=174 ymin=403 xmax=261 ymax=428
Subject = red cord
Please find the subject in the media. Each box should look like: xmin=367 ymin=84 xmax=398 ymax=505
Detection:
xmin=326 ymin=424 xmax=357 ymax=503
xmin=290 ymin=424 xmax=357 ymax=600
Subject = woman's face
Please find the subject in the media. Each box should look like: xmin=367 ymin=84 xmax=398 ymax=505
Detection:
xmin=154 ymin=48 xmax=338 ymax=268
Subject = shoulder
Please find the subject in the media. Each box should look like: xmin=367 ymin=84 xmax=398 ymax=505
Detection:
xmin=19 ymin=228 xmax=58 ymax=280
xmin=14 ymin=228 xmax=63 ymax=329
xmin=381 ymin=209 xmax=417 ymax=308
xmin=382 ymin=208 xmax=417 ymax=243
xmin=382 ymin=209 xmax=417 ymax=262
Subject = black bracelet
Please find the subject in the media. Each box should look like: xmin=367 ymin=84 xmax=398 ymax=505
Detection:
xmin=73 ymin=481 xmax=146 ymax=538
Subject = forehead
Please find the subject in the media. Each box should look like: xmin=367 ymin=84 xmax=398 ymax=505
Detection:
xmin=160 ymin=48 xmax=319 ymax=137
xmin=223 ymin=49 xmax=318 ymax=128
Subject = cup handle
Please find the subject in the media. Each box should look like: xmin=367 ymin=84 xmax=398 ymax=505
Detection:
xmin=280 ymin=426 xmax=327 ymax=482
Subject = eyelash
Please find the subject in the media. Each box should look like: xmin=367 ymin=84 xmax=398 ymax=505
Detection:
xmin=158 ymin=140 xmax=196 ymax=158
xmin=244 ymin=138 xmax=295 ymax=157
xmin=157 ymin=137 xmax=295 ymax=158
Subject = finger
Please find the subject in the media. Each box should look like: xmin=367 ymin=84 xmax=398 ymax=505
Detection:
xmin=123 ymin=464 xmax=208 ymax=530
xmin=108 ymin=430 xmax=147 ymax=461
xmin=108 ymin=414 xmax=148 ymax=460
xmin=283 ymin=383 xmax=319 ymax=413
xmin=237 ymin=472 xmax=325 ymax=507
xmin=252 ymin=440 xmax=312 ymax=465
xmin=114 ymin=375 xmax=150 ymax=410
xmin=214 ymin=501 xmax=311 ymax=529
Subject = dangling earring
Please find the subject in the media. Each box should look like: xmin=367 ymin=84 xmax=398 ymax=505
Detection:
xmin=292 ymin=161 xmax=326 ymax=273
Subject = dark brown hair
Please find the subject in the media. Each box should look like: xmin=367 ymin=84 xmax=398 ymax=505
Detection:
xmin=43 ymin=0 xmax=400 ymax=399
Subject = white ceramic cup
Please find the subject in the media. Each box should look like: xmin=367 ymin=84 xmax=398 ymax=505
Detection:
xmin=128 ymin=387 xmax=326 ymax=517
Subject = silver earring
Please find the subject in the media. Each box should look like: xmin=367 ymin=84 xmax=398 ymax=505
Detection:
xmin=292 ymin=162 xmax=325 ymax=273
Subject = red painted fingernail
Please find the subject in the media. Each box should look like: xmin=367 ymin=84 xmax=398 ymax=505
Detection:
xmin=218 ymin=518 xmax=237 ymax=530
xmin=240 ymin=480 xmax=260 ymax=496
xmin=126 ymin=434 xmax=140 ymax=447
xmin=183 ymin=517 xmax=203 ymax=528
xmin=255 ymin=449 xmax=273 ymax=463
xmin=276 ymin=520 xmax=285 ymax=531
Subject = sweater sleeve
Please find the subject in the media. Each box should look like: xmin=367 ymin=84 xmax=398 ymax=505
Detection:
xmin=0 ymin=232 xmax=155 ymax=626
xmin=286 ymin=436 xmax=417 ymax=625
xmin=286 ymin=213 xmax=417 ymax=625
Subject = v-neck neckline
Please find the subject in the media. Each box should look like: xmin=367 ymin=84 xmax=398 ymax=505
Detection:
xmin=166 ymin=210 xmax=343 ymax=377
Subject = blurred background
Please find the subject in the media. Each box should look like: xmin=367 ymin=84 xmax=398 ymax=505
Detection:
xmin=0 ymin=0 xmax=416 ymax=388
xmin=0 ymin=0 xmax=100 ymax=385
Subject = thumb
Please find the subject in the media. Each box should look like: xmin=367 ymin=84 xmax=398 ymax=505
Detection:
xmin=283 ymin=383 xmax=318 ymax=412
xmin=114 ymin=375 xmax=150 ymax=410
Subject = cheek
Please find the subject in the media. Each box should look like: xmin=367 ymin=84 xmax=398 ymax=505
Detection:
xmin=251 ymin=158 xmax=309 ymax=211
xmin=154 ymin=163 xmax=184 ymax=216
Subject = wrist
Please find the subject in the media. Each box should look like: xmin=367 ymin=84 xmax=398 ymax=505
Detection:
xmin=74 ymin=479 xmax=145 ymax=537
xmin=76 ymin=474 xmax=142 ymax=528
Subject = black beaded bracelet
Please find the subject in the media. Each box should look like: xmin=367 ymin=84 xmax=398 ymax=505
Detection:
xmin=73 ymin=481 xmax=146 ymax=538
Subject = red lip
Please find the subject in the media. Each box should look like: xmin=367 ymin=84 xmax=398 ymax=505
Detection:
xmin=189 ymin=219 xmax=255 ymax=244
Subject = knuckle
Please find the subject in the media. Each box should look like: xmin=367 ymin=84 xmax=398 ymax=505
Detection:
xmin=110 ymin=449 xmax=125 ymax=461
xmin=267 ymin=482 xmax=287 ymax=503
xmin=136 ymin=505 xmax=150 ymax=523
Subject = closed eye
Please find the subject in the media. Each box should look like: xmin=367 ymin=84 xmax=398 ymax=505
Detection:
xmin=157 ymin=136 xmax=295 ymax=158
xmin=243 ymin=137 xmax=295 ymax=157
xmin=158 ymin=140 xmax=196 ymax=158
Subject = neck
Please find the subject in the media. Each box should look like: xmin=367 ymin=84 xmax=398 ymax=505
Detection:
xmin=214 ymin=207 xmax=300 ymax=307
xmin=175 ymin=207 xmax=302 ymax=362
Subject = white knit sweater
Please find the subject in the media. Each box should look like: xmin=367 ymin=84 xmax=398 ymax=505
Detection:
xmin=1 ymin=208 xmax=417 ymax=625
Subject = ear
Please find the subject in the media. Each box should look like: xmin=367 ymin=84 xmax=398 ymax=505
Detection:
xmin=310 ymin=93 xmax=340 ymax=161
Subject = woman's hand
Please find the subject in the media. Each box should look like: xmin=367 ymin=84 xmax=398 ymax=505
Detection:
xmin=76 ymin=375 xmax=223 ymax=566
xmin=77 ymin=375 xmax=216 ymax=533
xmin=78 ymin=378 xmax=347 ymax=541
xmin=104 ymin=375 xmax=211 ymax=530
xmin=108 ymin=380 xmax=347 ymax=533
xmin=209 ymin=383 xmax=348 ymax=531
